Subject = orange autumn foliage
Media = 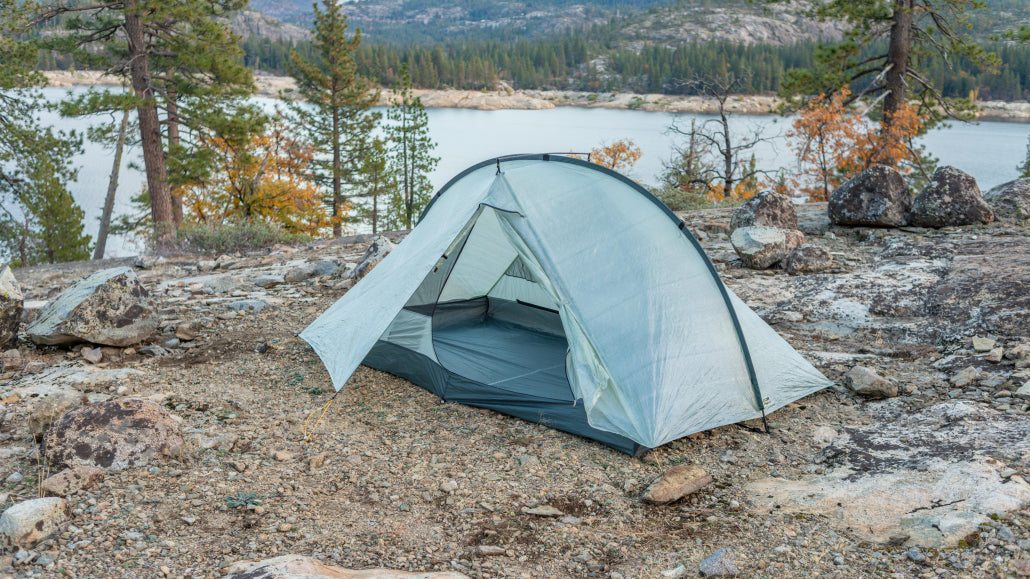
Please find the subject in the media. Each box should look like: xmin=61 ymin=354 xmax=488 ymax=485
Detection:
xmin=184 ymin=114 xmax=337 ymax=235
xmin=591 ymin=139 xmax=643 ymax=172
xmin=787 ymin=88 xmax=925 ymax=201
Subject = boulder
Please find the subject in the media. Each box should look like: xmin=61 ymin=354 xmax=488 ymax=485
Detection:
xmin=730 ymin=226 xmax=788 ymax=269
xmin=28 ymin=389 xmax=87 ymax=441
xmin=984 ymin=178 xmax=1030 ymax=221
xmin=347 ymin=236 xmax=395 ymax=281
xmin=729 ymin=192 xmax=797 ymax=232
xmin=829 ymin=165 xmax=912 ymax=227
xmin=44 ymin=399 xmax=184 ymax=471
xmin=285 ymin=264 xmax=319 ymax=283
xmin=643 ymin=464 xmax=713 ymax=504
xmin=26 ymin=267 xmax=157 ymax=347
xmin=0 ymin=267 xmax=23 ymax=349
xmin=40 ymin=466 xmax=104 ymax=496
xmin=224 ymin=555 xmax=470 ymax=579
xmin=313 ymin=260 xmax=339 ymax=277
xmin=784 ymin=245 xmax=833 ymax=275
xmin=910 ymin=166 xmax=994 ymax=227
xmin=0 ymin=498 xmax=68 ymax=552
xmin=844 ymin=366 xmax=897 ymax=399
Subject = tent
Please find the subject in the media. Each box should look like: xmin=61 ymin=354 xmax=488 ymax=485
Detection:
xmin=302 ymin=154 xmax=831 ymax=455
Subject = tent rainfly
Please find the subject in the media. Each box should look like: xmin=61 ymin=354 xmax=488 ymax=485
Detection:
xmin=302 ymin=154 xmax=832 ymax=455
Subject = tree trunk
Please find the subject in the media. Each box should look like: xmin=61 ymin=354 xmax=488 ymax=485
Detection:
xmin=166 ymin=88 xmax=184 ymax=227
xmin=883 ymin=0 xmax=913 ymax=131
xmin=720 ymin=109 xmax=733 ymax=199
xmin=372 ymin=180 xmax=378 ymax=235
xmin=124 ymin=0 xmax=174 ymax=240
xmin=93 ymin=108 xmax=130 ymax=260
xmin=332 ymin=106 xmax=342 ymax=238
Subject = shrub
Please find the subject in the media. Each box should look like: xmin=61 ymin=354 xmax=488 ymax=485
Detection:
xmin=173 ymin=220 xmax=310 ymax=255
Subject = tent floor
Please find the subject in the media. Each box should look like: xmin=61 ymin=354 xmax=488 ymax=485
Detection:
xmin=433 ymin=318 xmax=573 ymax=402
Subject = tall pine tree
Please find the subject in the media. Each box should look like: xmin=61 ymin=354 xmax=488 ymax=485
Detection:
xmin=385 ymin=66 xmax=438 ymax=230
xmin=37 ymin=0 xmax=253 ymax=240
xmin=289 ymin=0 xmax=379 ymax=238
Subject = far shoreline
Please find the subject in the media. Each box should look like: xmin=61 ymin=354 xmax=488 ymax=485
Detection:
xmin=43 ymin=70 xmax=1030 ymax=122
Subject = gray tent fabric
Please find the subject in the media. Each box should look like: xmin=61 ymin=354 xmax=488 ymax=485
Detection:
xmin=302 ymin=154 xmax=832 ymax=454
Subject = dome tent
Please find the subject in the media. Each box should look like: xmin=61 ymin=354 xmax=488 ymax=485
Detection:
xmin=302 ymin=154 xmax=831 ymax=455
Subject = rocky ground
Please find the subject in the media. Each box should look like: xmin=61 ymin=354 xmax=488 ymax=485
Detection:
xmin=0 ymin=205 xmax=1029 ymax=578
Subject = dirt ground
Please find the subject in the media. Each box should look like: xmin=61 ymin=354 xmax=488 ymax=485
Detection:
xmin=1 ymin=204 xmax=1028 ymax=579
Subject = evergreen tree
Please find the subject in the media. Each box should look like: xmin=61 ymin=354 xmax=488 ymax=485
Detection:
xmin=0 ymin=0 xmax=91 ymax=266
xmin=357 ymin=138 xmax=394 ymax=235
xmin=36 ymin=0 xmax=253 ymax=240
xmin=764 ymin=0 xmax=996 ymax=129
xmin=384 ymin=66 xmax=438 ymax=230
xmin=288 ymin=0 xmax=379 ymax=238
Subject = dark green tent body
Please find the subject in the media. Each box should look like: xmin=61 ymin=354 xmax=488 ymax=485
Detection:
xmin=303 ymin=155 xmax=831 ymax=454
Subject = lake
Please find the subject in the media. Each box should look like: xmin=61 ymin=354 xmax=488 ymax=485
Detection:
xmin=37 ymin=87 xmax=1030 ymax=256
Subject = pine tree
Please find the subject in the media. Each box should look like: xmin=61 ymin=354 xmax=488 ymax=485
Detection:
xmin=765 ymin=0 xmax=995 ymax=131
xmin=385 ymin=66 xmax=438 ymax=230
xmin=0 ymin=0 xmax=91 ymax=266
xmin=289 ymin=0 xmax=379 ymax=238
xmin=36 ymin=0 xmax=253 ymax=240
xmin=357 ymin=138 xmax=395 ymax=235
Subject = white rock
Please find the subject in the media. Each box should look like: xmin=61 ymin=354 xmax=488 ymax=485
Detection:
xmin=0 ymin=498 xmax=68 ymax=551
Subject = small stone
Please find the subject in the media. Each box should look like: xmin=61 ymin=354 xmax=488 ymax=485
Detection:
xmin=181 ymin=516 xmax=197 ymax=525
xmin=699 ymin=547 xmax=738 ymax=577
xmin=477 ymin=545 xmax=506 ymax=556
xmin=844 ymin=366 xmax=898 ymax=399
xmin=175 ymin=324 xmax=198 ymax=341
xmin=439 ymin=481 xmax=458 ymax=493
xmin=80 ymin=347 xmax=102 ymax=364
xmin=273 ymin=451 xmax=293 ymax=462
xmin=284 ymin=264 xmax=318 ymax=283
xmin=986 ymin=347 xmax=1004 ymax=363
xmin=307 ymin=454 xmax=327 ymax=469
xmin=4 ymin=473 xmax=22 ymax=484
xmin=227 ymin=300 xmax=269 ymax=312
xmin=252 ymin=275 xmax=284 ymax=289
xmin=160 ymin=566 xmax=172 ymax=576
xmin=950 ymin=366 xmax=982 ymax=388
xmin=23 ymin=361 xmax=45 ymax=373
xmin=661 ymin=564 xmax=688 ymax=578
xmin=643 ymin=464 xmax=713 ymax=504
xmin=907 ymin=547 xmax=927 ymax=565
xmin=525 ymin=505 xmax=564 ymax=517
xmin=973 ymin=337 xmax=997 ymax=352
xmin=41 ymin=467 xmax=104 ymax=497
xmin=161 ymin=338 xmax=180 ymax=350
xmin=784 ymin=245 xmax=833 ymax=275
xmin=138 ymin=345 xmax=168 ymax=357
xmin=1 ymin=349 xmax=20 ymax=372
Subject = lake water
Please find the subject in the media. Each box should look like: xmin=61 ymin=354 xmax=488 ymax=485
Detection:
xmin=37 ymin=87 xmax=1030 ymax=256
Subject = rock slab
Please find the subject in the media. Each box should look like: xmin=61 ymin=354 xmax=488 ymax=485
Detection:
xmin=0 ymin=498 xmax=68 ymax=551
xmin=829 ymin=165 xmax=912 ymax=227
xmin=729 ymin=192 xmax=797 ymax=232
xmin=911 ymin=166 xmax=994 ymax=227
xmin=730 ymin=226 xmax=788 ymax=269
xmin=984 ymin=178 xmax=1030 ymax=221
xmin=225 ymin=555 xmax=470 ymax=578
xmin=26 ymin=267 xmax=157 ymax=347
xmin=0 ymin=267 xmax=23 ymax=348
xmin=643 ymin=464 xmax=713 ymax=504
xmin=44 ymin=399 xmax=184 ymax=471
